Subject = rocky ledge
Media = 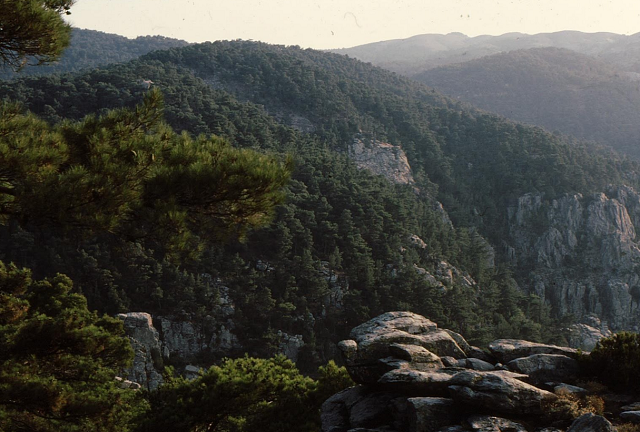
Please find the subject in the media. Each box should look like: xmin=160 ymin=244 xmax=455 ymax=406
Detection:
xmin=322 ymin=311 xmax=631 ymax=432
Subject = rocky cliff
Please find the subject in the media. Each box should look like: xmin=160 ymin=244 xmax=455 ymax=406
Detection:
xmin=116 ymin=277 xmax=310 ymax=389
xmin=507 ymin=185 xmax=640 ymax=332
xmin=348 ymin=134 xmax=415 ymax=185
xmin=322 ymin=311 xmax=634 ymax=432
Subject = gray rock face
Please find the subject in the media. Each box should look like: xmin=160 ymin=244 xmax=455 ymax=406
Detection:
xmin=406 ymin=397 xmax=458 ymax=432
xmin=277 ymin=331 xmax=305 ymax=362
xmin=158 ymin=317 xmax=207 ymax=360
xmin=349 ymin=135 xmax=414 ymax=185
xmin=488 ymin=339 xmax=580 ymax=363
xmin=413 ymin=260 xmax=478 ymax=292
xmin=506 ymin=354 xmax=579 ymax=384
xmin=566 ymin=413 xmax=616 ymax=432
xmin=117 ymin=312 xmax=164 ymax=391
xmin=448 ymin=370 xmax=557 ymax=415
xmin=565 ymin=316 xmax=613 ymax=351
xmin=467 ymin=415 xmax=527 ymax=432
xmin=507 ymin=186 xmax=640 ymax=330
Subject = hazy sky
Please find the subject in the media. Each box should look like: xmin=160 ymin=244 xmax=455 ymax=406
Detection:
xmin=66 ymin=0 xmax=640 ymax=49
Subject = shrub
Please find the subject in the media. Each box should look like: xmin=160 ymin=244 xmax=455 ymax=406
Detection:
xmin=541 ymin=389 xmax=605 ymax=423
xmin=584 ymin=332 xmax=640 ymax=391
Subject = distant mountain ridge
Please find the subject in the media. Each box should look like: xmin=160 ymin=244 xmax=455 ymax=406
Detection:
xmin=335 ymin=31 xmax=640 ymax=160
xmin=332 ymin=30 xmax=639 ymax=75
xmin=413 ymin=47 xmax=640 ymax=159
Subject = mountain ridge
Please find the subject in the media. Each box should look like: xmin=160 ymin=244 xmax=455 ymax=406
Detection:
xmin=332 ymin=30 xmax=640 ymax=75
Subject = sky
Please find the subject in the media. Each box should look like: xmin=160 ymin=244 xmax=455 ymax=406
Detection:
xmin=66 ymin=0 xmax=640 ymax=50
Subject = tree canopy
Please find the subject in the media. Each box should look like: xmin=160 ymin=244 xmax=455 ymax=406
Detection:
xmin=0 ymin=261 xmax=145 ymax=431
xmin=0 ymin=88 xmax=292 ymax=256
xmin=140 ymin=356 xmax=352 ymax=432
xmin=0 ymin=0 xmax=74 ymax=69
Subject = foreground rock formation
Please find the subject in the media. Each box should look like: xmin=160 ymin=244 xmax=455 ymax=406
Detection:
xmin=322 ymin=311 xmax=622 ymax=432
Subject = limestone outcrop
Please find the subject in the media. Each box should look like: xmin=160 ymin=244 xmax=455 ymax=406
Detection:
xmin=322 ymin=311 xmax=616 ymax=432
xmin=117 ymin=312 xmax=164 ymax=391
xmin=565 ymin=316 xmax=613 ymax=351
xmin=348 ymin=134 xmax=414 ymax=185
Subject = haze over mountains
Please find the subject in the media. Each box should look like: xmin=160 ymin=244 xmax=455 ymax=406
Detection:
xmin=335 ymin=30 xmax=640 ymax=160
xmin=333 ymin=30 xmax=640 ymax=75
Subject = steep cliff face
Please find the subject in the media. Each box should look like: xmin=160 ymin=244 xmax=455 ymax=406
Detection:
xmin=348 ymin=135 xmax=414 ymax=185
xmin=507 ymin=185 xmax=640 ymax=331
xmin=117 ymin=312 xmax=165 ymax=391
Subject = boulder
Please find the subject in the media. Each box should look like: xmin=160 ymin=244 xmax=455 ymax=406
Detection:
xmin=389 ymin=343 xmax=444 ymax=367
xmin=566 ymin=413 xmax=615 ymax=432
xmin=406 ymin=397 xmax=458 ymax=432
xmin=448 ymin=370 xmax=557 ymax=415
xmin=621 ymin=402 xmax=640 ymax=411
xmin=339 ymin=312 xmax=468 ymax=384
xmin=377 ymin=368 xmax=458 ymax=395
xmin=459 ymin=358 xmax=495 ymax=371
xmin=620 ymin=411 xmax=640 ymax=424
xmin=553 ymin=383 xmax=588 ymax=397
xmin=488 ymin=339 xmax=580 ymax=363
xmin=441 ymin=356 xmax=459 ymax=367
xmin=506 ymin=354 xmax=579 ymax=384
xmin=566 ymin=321 xmax=611 ymax=351
xmin=115 ymin=376 xmax=142 ymax=390
xmin=184 ymin=365 xmax=201 ymax=380
xmin=321 ymin=386 xmax=405 ymax=432
xmin=467 ymin=415 xmax=527 ymax=432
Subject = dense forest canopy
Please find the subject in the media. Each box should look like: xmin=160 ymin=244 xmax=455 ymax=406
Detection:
xmin=0 ymin=28 xmax=189 ymax=79
xmin=2 ymin=39 xmax=636 ymax=351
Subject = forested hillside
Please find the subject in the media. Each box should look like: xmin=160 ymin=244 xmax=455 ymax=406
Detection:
xmin=2 ymin=40 xmax=638 ymax=368
xmin=0 ymin=28 xmax=188 ymax=79
xmin=413 ymin=47 xmax=640 ymax=159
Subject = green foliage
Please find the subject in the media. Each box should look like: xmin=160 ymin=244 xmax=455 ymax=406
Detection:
xmin=0 ymin=0 xmax=74 ymax=69
xmin=0 ymin=88 xmax=292 ymax=257
xmin=0 ymin=260 xmax=146 ymax=431
xmin=0 ymin=28 xmax=189 ymax=79
xmin=140 ymin=356 xmax=352 ymax=432
xmin=583 ymin=332 xmax=640 ymax=391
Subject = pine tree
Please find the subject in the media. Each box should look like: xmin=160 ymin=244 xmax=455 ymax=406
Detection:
xmin=0 ymin=0 xmax=74 ymax=69
xmin=0 ymin=261 xmax=146 ymax=431
xmin=0 ymin=89 xmax=292 ymax=256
